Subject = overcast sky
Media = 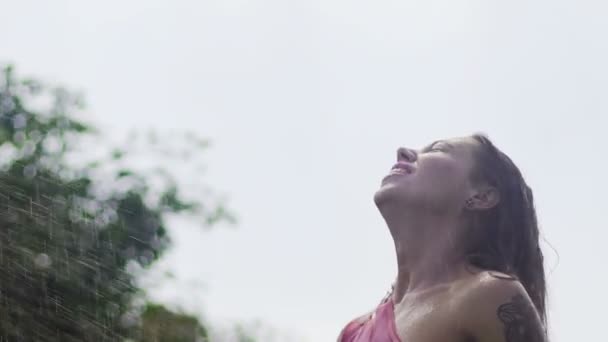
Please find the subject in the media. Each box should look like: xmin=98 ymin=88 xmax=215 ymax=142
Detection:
xmin=2 ymin=0 xmax=607 ymax=341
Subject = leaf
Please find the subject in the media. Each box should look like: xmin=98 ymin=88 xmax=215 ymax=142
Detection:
xmin=111 ymin=149 xmax=125 ymax=160
xmin=117 ymin=169 xmax=134 ymax=178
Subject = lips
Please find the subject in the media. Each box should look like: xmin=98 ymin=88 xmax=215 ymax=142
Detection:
xmin=390 ymin=161 xmax=415 ymax=174
xmin=381 ymin=162 xmax=415 ymax=184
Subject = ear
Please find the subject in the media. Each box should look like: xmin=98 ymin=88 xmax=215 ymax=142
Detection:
xmin=466 ymin=186 xmax=500 ymax=210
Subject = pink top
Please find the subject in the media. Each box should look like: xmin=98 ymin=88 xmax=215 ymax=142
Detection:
xmin=339 ymin=300 xmax=402 ymax=342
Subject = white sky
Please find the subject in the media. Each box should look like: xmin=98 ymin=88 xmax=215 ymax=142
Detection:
xmin=2 ymin=0 xmax=607 ymax=341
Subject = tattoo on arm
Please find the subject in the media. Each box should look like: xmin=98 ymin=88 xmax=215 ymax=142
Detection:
xmin=497 ymin=294 xmax=546 ymax=342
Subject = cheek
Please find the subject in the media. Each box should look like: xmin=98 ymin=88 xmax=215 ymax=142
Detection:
xmin=418 ymin=160 xmax=469 ymax=197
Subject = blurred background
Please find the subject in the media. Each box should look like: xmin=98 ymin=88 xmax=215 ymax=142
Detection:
xmin=0 ymin=0 xmax=606 ymax=341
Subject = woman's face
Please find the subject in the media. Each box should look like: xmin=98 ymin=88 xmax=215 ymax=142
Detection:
xmin=374 ymin=136 xmax=481 ymax=214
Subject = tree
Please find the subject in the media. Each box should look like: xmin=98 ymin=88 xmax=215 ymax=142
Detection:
xmin=0 ymin=65 xmax=233 ymax=341
xmin=138 ymin=304 xmax=208 ymax=342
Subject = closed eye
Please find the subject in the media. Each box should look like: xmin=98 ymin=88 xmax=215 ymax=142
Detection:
xmin=428 ymin=147 xmax=445 ymax=154
xmin=422 ymin=140 xmax=453 ymax=153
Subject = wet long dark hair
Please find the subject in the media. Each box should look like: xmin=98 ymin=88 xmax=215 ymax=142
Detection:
xmin=465 ymin=134 xmax=547 ymax=330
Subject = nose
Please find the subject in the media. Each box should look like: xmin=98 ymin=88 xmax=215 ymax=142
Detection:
xmin=397 ymin=147 xmax=417 ymax=163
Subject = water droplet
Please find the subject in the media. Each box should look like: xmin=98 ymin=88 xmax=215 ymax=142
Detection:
xmin=34 ymin=253 xmax=52 ymax=269
xmin=13 ymin=131 xmax=26 ymax=144
xmin=23 ymin=164 xmax=37 ymax=178
xmin=12 ymin=113 xmax=27 ymax=129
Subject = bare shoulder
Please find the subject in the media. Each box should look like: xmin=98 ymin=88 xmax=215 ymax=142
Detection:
xmin=451 ymin=270 xmax=523 ymax=319
xmin=453 ymin=270 xmax=547 ymax=342
xmin=460 ymin=270 xmax=521 ymax=300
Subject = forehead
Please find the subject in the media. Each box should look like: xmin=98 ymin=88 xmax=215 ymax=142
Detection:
xmin=444 ymin=136 xmax=478 ymax=148
xmin=431 ymin=136 xmax=479 ymax=158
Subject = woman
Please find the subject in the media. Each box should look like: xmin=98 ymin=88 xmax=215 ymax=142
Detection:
xmin=338 ymin=134 xmax=548 ymax=342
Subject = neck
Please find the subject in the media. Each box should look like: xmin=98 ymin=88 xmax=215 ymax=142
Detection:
xmin=380 ymin=202 xmax=469 ymax=304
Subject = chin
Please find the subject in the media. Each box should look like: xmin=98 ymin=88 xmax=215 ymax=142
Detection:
xmin=374 ymin=182 xmax=403 ymax=208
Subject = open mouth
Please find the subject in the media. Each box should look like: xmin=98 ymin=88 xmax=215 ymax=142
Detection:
xmin=388 ymin=168 xmax=410 ymax=175
xmin=390 ymin=161 xmax=415 ymax=175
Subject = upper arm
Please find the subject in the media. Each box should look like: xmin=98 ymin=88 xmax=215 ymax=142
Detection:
xmin=461 ymin=274 xmax=547 ymax=342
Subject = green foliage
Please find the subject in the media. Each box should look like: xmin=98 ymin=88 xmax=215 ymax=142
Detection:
xmin=0 ymin=65 xmax=234 ymax=341
xmin=138 ymin=304 xmax=208 ymax=342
